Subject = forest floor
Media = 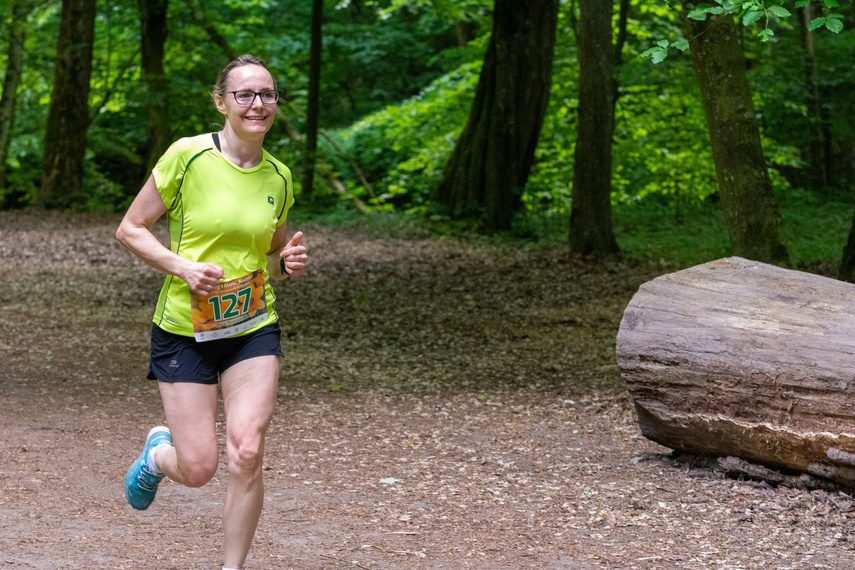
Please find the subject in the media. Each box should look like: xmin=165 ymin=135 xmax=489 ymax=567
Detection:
xmin=2 ymin=210 xmax=855 ymax=569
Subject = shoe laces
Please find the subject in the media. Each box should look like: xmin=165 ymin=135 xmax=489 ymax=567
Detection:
xmin=135 ymin=464 xmax=162 ymax=492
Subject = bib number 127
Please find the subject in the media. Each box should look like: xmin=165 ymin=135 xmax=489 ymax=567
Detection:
xmin=190 ymin=269 xmax=267 ymax=342
xmin=209 ymin=286 xmax=253 ymax=321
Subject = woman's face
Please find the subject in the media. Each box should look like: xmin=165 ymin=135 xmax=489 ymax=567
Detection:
xmin=215 ymin=64 xmax=277 ymax=139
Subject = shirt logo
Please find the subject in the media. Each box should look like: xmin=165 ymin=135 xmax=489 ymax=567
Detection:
xmin=268 ymin=196 xmax=274 ymax=205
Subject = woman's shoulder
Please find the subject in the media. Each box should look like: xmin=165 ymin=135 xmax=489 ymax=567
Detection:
xmin=167 ymin=133 xmax=217 ymax=156
xmin=153 ymin=134 xmax=217 ymax=185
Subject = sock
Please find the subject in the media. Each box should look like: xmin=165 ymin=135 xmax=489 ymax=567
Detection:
xmin=146 ymin=442 xmax=170 ymax=476
xmin=223 ymin=567 xmax=242 ymax=570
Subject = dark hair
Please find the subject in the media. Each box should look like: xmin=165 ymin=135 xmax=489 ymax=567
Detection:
xmin=211 ymin=54 xmax=276 ymax=102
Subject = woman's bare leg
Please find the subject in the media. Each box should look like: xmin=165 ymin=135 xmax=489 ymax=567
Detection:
xmin=219 ymin=355 xmax=279 ymax=569
xmin=155 ymin=381 xmax=220 ymax=487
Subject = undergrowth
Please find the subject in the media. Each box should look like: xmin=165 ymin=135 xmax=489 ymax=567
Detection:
xmin=296 ymin=186 xmax=855 ymax=275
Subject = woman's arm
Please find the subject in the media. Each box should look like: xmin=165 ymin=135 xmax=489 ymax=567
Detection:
xmin=267 ymin=224 xmax=307 ymax=280
xmin=116 ymin=174 xmax=224 ymax=295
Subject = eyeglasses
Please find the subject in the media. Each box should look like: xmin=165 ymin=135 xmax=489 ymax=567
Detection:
xmin=227 ymin=90 xmax=280 ymax=106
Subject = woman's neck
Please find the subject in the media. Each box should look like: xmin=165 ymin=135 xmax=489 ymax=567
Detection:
xmin=217 ymin=127 xmax=264 ymax=169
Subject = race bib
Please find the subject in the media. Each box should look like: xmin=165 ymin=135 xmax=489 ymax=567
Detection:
xmin=191 ymin=270 xmax=267 ymax=342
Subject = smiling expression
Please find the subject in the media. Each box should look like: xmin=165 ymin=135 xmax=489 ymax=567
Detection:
xmin=214 ymin=64 xmax=277 ymax=139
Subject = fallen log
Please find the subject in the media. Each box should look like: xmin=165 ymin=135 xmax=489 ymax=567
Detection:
xmin=616 ymin=256 xmax=855 ymax=487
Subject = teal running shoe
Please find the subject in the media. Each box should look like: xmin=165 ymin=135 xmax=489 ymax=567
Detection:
xmin=124 ymin=426 xmax=171 ymax=510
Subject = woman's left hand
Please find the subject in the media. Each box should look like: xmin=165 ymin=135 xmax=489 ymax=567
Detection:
xmin=279 ymin=231 xmax=307 ymax=277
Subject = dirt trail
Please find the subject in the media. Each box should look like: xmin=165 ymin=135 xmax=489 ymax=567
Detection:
xmin=1 ymin=211 xmax=854 ymax=569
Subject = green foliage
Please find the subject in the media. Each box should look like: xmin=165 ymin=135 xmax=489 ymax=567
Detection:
xmin=640 ymin=39 xmax=689 ymax=63
xmin=331 ymin=54 xmax=483 ymax=209
xmin=520 ymin=3 xmax=578 ymax=219
xmin=0 ymin=165 xmax=39 ymax=209
xmin=614 ymin=194 xmax=732 ymax=267
xmin=813 ymin=26 xmax=855 ymax=142
xmin=598 ymin=186 xmax=851 ymax=269
xmin=2 ymin=0 xmax=854 ymax=276
xmin=85 ymin=125 xmax=145 ymax=205
xmin=309 ymin=13 xmax=460 ymax=126
xmin=1 ymin=0 xmax=474 ymax=210
xmin=778 ymin=186 xmax=854 ymax=265
xmin=645 ymin=0 xmax=846 ymax=63
xmin=83 ymin=151 xmax=131 ymax=213
xmin=328 ymin=0 xmax=817 ymax=229
xmin=264 ymin=0 xmax=469 ymax=129
xmin=528 ymin=1 xmax=720 ymax=218
xmin=803 ymin=0 xmax=845 ymax=33
xmin=638 ymin=2 xmax=691 ymax=64
xmin=611 ymin=74 xmax=718 ymax=207
xmin=293 ymin=179 xmax=851 ymax=273
xmin=0 ymin=1 xmax=59 ymax=207
xmin=379 ymin=0 xmax=492 ymax=25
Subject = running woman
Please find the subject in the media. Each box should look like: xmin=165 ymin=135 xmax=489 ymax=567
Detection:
xmin=116 ymin=54 xmax=307 ymax=570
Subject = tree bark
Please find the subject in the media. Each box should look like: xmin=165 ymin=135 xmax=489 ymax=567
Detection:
xmin=432 ymin=0 xmax=559 ymax=233
xmin=455 ymin=20 xmax=477 ymax=46
xmin=682 ymin=5 xmax=789 ymax=265
xmin=38 ymin=0 xmax=97 ymax=209
xmin=138 ymin=0 xmax=171 ymax=177
xmin=797 ymin=3 xmax=830 ymax=194
xmin=301 ymin=0 xmax=323 ymax=200
xmin=617 ymin=257 xmax=855 ymax=487
xmin=0 ymin=0 xmax=30 ymax=204
xmin=613 ymin=0 xmax=629 ymax=104
xmin=839 ymin=211 xmax=855 ymax=282
xmin=569 ymin=0 xmax=619 ymax=257
xmin=181 ymin=1 xmax=365 ymax=211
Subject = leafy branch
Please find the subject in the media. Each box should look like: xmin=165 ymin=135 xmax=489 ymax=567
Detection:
xmin=641 ymin=39 xmax=689 ymax=64
xmin=643 ymin=0 xmax=845 ymax=63
xmin=800 ymin=0 xmax=845 ymax=33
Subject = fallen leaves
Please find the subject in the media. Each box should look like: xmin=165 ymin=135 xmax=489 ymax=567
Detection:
xmin=3 ymin=211 xmax=855 ymax=567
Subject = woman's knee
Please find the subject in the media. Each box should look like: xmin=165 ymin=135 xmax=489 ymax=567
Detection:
xmin=178 ymin=451 xmax=219 ymax=487
xmin=227 ymin=434 xmax=264 ymax=476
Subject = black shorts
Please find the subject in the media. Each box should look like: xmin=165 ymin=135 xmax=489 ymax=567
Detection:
xmin=147 ymin=322 xmax=284 ymax=384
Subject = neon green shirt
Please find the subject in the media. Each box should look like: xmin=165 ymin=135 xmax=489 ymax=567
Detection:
xmin=151 ymin=133 xmax=294 ymax=337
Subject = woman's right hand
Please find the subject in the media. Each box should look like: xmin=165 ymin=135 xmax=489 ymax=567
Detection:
xmin=182 ymin=261 xmax=225 ymax=296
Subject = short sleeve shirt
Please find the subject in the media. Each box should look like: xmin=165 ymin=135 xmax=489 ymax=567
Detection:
xmin=151 ymin=133 xmax=294 ymax=337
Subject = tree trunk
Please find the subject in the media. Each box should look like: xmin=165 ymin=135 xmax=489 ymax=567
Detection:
xmin=301 ymin=0 xmax=323 ymax=200
xmin=839 ymin=210 xmax=855 ymax=282
xmin=613 ymin=0 xmax=629 ymax=105
xmin=569 ymin=0 xmax=619 ymax=257
xmin=682 ymin=4 xmax=789 ymax=265
xmin=138 ymin=0 xmax=171 ymax=177
xmin=455 ymin=20 xmax=477 ymax=47
xmin=0 ymin=0 xmax=29 ymax=203
xmin=617 ymin=257 xmax=855 ymax=488
xmin=349 ymin=0 xmax=363 ymax=23
xmin=432 ymin=0 xmax=559 ymax=233
xmin=797 ymin=3 xmax=830 ymax=194
xmin=38 ymin=0 xmax=97 ymax=209
xmin=180 ymin=7 xmax=366 ymax=211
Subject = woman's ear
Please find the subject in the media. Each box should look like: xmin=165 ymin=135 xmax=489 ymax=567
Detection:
xmin=214 ymin=94 xmax=227 ymax=116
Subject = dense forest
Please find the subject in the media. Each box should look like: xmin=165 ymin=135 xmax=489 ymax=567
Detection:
xmin=1 ymin=0 xmax=854 ymax=271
